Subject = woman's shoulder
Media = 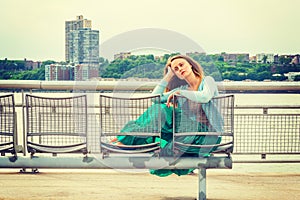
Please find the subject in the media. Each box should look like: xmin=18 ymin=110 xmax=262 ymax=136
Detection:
xmin=202 ymin=76 xmax=216 ymax=85
xmin=199 ymin=76 xmax=218 ymax=92
xmin=203 ymin=75 xmax=215 ymax=81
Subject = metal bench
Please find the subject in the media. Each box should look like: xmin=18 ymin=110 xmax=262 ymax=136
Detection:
xmin=0 ymin=94 xmax=17 ymax=155
xmin=25 ymin=94 xmax=88 ymax=155
xmin=98 ymin=94 xmax=234 ymax=200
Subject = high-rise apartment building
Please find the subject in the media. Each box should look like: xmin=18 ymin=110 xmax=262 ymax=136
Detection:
xmin=65 ymin=15 xmax=92 ymax=62
xmin=65 ymin=15 xmax=100 ymax=80
xmin=68 ymin=28 xmax=99 ymax=64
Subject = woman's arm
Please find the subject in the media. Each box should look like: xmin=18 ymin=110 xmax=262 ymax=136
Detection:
xmin=167 ymin=76 xmax=218 ymax=104
xmin=151 ymin=79 xmax=180 ymax=103
xmin=151 ymin=67 xmax=181 ymax=103
xmin=180 ymin=76 xmax=218 ymax=103
xmin=151 ymin=79 xmax=168 ymax=95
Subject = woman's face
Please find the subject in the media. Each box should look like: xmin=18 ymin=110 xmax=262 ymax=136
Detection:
xmin=170 ymin=58 xmax=193 ymax=80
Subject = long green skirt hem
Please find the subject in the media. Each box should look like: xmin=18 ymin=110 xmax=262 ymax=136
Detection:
xmin=149 ymin=168 xmax=195 ymax=177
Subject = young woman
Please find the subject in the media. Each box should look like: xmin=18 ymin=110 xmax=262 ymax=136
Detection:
xmin=116 ymin=54 xmax=221 ymax=177
xmin=153 ymin=54 xmax=219 ymax=105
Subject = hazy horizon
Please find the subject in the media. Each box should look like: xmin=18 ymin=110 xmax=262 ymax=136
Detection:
xmin=1 ymin=0 xmax=300 ymax=61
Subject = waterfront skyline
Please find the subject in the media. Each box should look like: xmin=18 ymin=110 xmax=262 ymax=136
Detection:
xmin=1 ymin=0 xmax=300 ymax=61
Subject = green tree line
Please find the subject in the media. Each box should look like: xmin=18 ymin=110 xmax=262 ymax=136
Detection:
xmin=1 ymin=54 xmax=299 ymax=81
xmin=0 ymin=60 xmax=55 ymax=80
xmin=101 ymin=53 xmax=300 ymax=81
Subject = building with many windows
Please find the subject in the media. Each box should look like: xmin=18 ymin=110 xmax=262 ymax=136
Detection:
xmin=65 ymin=15 xmax=92 ymax=62
xmin=65 ymin=15 xmax=100 ymax=80
xmin=221 ymin=53 xmax=250 ymax=62
xmin=45 ymin=64 xmax=74 ymax=81
xmin=256 ymin=53 xmax=274 ymax=63
xmin=114 ymin=52 xmax=131 ymax=60
xmin=74 ymin=64 xmax=99 ymax=81
xmin=45 ymin=63 xmax=101 ymax=81
xmin=24 ymin=59 xmax=42 ymax=70
xmin=68 ymin=28 xmax=99 ymax=65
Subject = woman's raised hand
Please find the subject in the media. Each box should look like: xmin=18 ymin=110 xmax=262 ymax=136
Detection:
xmin=166 ymin=90 xmax=180 ymax=107
xmin=163 ymin=67 xmax=175 ymax=82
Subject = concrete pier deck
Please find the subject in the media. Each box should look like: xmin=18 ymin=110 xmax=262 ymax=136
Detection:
xmin=0 ymin=163 xmax=299 ymax=200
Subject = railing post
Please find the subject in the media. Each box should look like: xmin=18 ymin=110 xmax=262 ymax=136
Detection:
xmin=22 ymin=89 xmax=26 ymax=156
xmin=198 ymin=167 xmax=207 ymax=200
xmin=263 ymin=107 xmax=268 ymax=114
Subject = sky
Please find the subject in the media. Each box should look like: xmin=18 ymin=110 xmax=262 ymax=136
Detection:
xmin=1 ymin=0 xmax=300 ymax=61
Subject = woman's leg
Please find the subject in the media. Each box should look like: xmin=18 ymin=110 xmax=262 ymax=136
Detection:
xmin=117 ymin=103 xmax=173 ymax=145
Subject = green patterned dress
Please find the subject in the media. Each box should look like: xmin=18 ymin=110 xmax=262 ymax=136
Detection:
xmin=117 ymin=76 xmax=222 ymax=177
xmin=117 ymin=102 xmax=221 ymax=177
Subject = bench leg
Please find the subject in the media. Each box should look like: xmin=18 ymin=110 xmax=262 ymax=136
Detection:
xmin=198 ymin=168 xmax=206 ymax=200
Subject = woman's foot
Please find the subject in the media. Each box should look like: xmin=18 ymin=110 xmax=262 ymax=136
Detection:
xmin=110 ymin=137 xmax=118 ymax=143
xmin=115 ymin=141 xmax=124 ymax=146
xmin=110 ymin=138 xmax=124 ymax=145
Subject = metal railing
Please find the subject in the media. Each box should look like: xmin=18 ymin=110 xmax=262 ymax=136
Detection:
xmin=1 ymin=79 xmax=300 ymax=93
xmin=2 ymin=94 xmax=299 ymax=161
xmin=234 ymin=105 xmax=300 ymax=161
xmin=0 ymin=80 xmax=300 ymax=162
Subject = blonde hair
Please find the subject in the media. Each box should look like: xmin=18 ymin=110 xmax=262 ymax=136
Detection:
xmin=164 ymin=54 xmax=204 ymax=91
